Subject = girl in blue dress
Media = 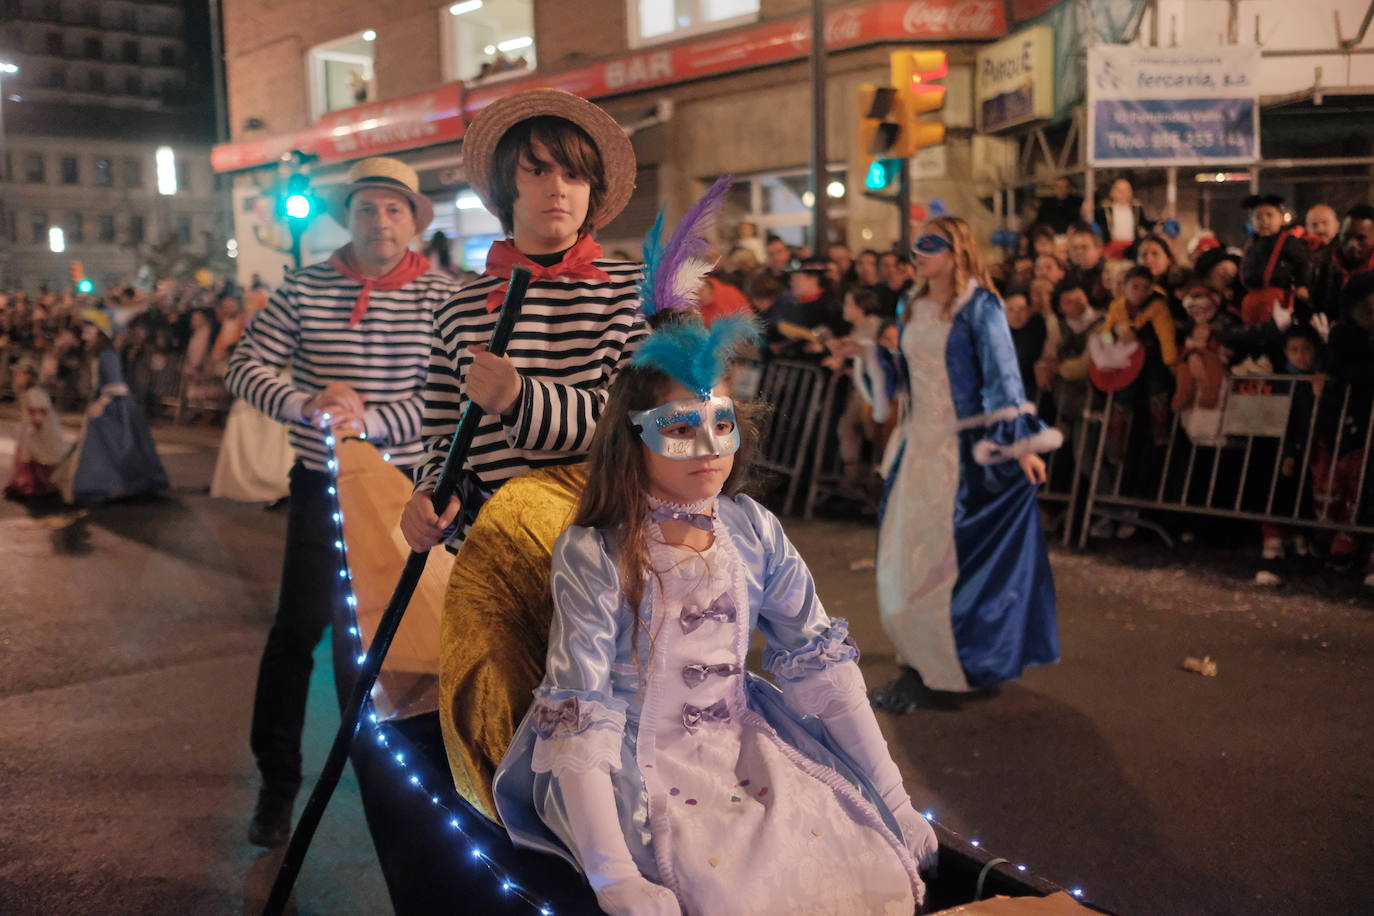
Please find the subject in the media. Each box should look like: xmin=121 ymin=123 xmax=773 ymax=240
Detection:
xmin=870 ymin=216 xmax=1062 ymax=714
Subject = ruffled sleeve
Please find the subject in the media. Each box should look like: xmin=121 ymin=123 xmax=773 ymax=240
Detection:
xmin=735 ymin=498 xmax=863 ymax=708
xmin=526 ymin=526 xmax=630 ymax=777
xmin=962 ymin=291 xmax=1063 ymax=465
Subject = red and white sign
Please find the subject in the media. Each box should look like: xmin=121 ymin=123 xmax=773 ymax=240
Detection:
xmin=214 ymin=0 xmax=1005 ymax=173
xmin=211 ymin=84 xmax=464 ymax=173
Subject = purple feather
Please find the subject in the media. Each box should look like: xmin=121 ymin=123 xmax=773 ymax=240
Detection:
xmin=652 ymin=175 xmax=734 ymax=314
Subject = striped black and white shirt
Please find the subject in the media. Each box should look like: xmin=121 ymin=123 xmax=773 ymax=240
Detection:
xmin=414 ymin=258 xmax=647 ymax=546
xmin=225 ymin=262 xmax=463 ymax=472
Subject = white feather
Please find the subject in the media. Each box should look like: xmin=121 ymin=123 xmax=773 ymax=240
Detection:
xmin=671 ymin=255 xmax=716 ymax=306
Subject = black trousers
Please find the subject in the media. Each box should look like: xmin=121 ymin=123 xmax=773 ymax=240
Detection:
xmin=250 ymin=463 xmax=339 ymax=798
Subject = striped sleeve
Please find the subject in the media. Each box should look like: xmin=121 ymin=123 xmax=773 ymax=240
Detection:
xmin=503 ymin=333 xmax=641 ymax=453
xmin=225 ymin=280 xmax=309 ymax=424
xmin=413 ymin=319 xmax=465 ymax=493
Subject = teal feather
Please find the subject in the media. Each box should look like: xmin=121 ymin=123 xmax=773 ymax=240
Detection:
xmin=632 ymin=314 xmax=763 ymax=397
xmin=638 ymin=209 xmax=666 ymax=316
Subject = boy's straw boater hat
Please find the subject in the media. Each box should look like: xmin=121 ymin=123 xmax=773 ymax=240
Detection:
xmin=326 ymin=157 xmax=435 ymax=234
xmin=462 ymin=88 xmax=636 ymax=230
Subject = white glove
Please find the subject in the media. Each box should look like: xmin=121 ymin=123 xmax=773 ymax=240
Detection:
xmin=1273 ymin=300 xmax=1294 ymax=332
xmin=558 ymin=763 xmax=681 ymax=916
xmin=1312 ymin=313 xmax=1331 ymax=343
xmin=791 ymin=663 xmax=939 ymax=874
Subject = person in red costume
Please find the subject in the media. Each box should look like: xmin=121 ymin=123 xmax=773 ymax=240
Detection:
xmin=402 ymin=89 xmax=648 ymax=552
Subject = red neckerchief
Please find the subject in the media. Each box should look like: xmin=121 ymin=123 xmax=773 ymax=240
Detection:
xmin=794 ymin=289 xmax=823 ymax=305
xmin=482 ymin=235 xmax=610 ymax=312
xmin=327 ymin=244 xmax=432 ymax=328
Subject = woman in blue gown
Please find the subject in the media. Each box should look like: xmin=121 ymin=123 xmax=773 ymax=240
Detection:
xmin=870 ymin=217 xmax=1061 ymax=714
xmin=57 ymin=320 xmax=169 ymax=506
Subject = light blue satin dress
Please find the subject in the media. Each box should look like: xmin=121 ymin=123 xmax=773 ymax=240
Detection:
xmin=877 ymin=280 xmax=1061 ymax=692
xmin=493 ymin=494 xmax=923 ymax=915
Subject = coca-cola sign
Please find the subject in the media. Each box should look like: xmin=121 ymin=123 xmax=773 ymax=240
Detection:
xmin=903 ymin=0 xmax=1004 ymax=37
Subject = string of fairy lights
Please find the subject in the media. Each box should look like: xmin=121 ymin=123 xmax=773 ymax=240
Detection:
xmin=318 ymin=428 xmax=1087 ymax=912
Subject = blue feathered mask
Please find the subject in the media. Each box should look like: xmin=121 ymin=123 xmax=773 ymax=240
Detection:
xmin=633 ymin=176 xmax=761 ymax=398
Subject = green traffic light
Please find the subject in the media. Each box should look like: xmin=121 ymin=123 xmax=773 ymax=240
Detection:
xmin=77 ymin=279 xmax=94 ymax=293
xmin=285 ymin=193 xmax=312 ymax=220
xmin=866 ymin=159 xmax=899 ymax=191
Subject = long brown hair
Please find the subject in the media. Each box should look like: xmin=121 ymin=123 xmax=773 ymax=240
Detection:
xmin=573 ymin=362 xmax=760 ymax=670
xmin=915 ymin=215 xmax=996 ymax=320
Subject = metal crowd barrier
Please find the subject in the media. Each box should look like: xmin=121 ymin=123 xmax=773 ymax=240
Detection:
xmin=1076 ymin=373 xmax=1374 ymax=549
xmin=752 ymin=359 xmax=829 ymax=517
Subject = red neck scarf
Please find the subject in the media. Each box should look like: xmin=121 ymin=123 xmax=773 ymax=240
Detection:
xmin=483 ymin=234 xmax=610 ymax=312
xmin=328 ymin=244 xmax=432 ymax=328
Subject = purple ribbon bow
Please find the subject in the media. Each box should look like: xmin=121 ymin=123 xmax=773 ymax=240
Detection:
xmin=651 ymin=505 xmax=715 ymax=532
xmin=680 ymin=591 xmax=737 ymax=634
xmin=681 ymin=698 xmax=731 ymax=733
xmin=530 ymin=697 xmax=588 ymax=739
xmin=681 ymin=662 xmax=742 ymax=688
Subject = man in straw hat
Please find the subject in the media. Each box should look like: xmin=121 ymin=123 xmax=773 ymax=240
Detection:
xmin=400 ymin=88 xmax=646 ymax=552
xmin=226 ymin=156 xmax=462 ymax=847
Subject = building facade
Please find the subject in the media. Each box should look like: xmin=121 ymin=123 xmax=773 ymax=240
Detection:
xmin=0 ymin=0 xmax=226 ymax=291
xmin=214 ymin=0 xmax=1023 ymax=285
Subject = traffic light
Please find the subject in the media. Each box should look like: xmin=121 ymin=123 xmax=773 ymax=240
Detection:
xmin=858 ymin=51 xmax=949 ymax=165
xmin=864 ymin=158 xmax=901 ymax=194
xmin=279 ymin=173 xmax=317 ymax=225
xmin=890 ymin=49 xmax=948 ymax=153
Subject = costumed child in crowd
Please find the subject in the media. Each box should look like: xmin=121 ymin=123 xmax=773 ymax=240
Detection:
xmin=55 ymin=316 xmax=169 ymax=506
xmin=3 ymin=359 xmax=69 ymax=499
xmin=1255 ymin=326 xmax=1324 ymax=586
xmin=402 ymin=88 xmax=648 ymax=552
xmin=1172 ymin=284 xmax=1231 ymax=414
xmin=1237 ymin=195 xmax=1310 ymax=366
xmin=869 ymin=217 xmax=1062 ymax=714
xmin=493 ymin=212 xmax=937 ymax=914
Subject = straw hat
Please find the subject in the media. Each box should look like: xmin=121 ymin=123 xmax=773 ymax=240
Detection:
xmin=462 ymin=88 xmax=636 ymax=231
xmin=326 ymin=157 xmax=435 ymax=234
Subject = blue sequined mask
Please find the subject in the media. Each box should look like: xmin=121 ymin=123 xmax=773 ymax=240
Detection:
xmin=630 ymin=395 xmax=739 ymax=460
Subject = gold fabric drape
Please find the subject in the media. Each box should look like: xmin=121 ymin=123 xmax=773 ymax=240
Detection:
xmin=439 ymin=464 xmax=587 ymax=822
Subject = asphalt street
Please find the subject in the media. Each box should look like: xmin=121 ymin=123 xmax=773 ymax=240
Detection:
xmin=1 ymin=412 xmax=1371 ymax=915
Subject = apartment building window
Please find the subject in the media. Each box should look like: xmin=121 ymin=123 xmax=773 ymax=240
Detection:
xmin=630 ymin=0 xmax=758 ymax=46
xmin=123 ymin=158 xmax=142 ymax=188
xmin=47 ymin=66 xmax=65 ymax=88
xmin=24 ymin=153 xmax=45 ymax=184
xmin=123 ymin=40 xmax=139 ymax=64
xmin=307 ymin=32 xmax=375 ymax=119
xmin=125 ymin=74 xmax=142 ymax=95
xmin=94 ymin=158 xmax=113 ymax=187
xmin=60 ymin=156 xmax=79 ymax=184
xmin=0 ymin=151 xmax=9 ymax=183
xmin=31 ymin=211 xmax=48 ymax=244
xmin=67 ymin=212 xmax=84 ymax=244
xmin=98 ymin=214 xmax=116 ymax=243
xmin=89 ymin=69 xmax=105 ymax=92
xmin=46 ymin=32 xmax=62 ymax=55
xmin=160 ymin=46 xmax=176 ymax=66
xmin=442 ymin=0 xmax=536 ymax=83
xmin=176 ymin=215 xmax=192 ymax=244
xmin=84 ymin=36 xmax=102 ymax=60
xmin=129 ymin=214 xmax=145 ymax=244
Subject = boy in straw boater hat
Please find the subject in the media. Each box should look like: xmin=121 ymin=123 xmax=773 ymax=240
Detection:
xmin=400 ymin=88 xmax=646 ymax=552
xmin=226 ymin=155 xmax=463 ymax=847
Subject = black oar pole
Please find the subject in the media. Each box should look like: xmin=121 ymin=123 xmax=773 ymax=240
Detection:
xmin=263 ymin=266 xmax=532 ymax=916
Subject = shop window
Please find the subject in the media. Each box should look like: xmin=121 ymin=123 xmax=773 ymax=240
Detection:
xmin=24 ymin=153 xmax=45 ymax=184
xmin=60 ymin=156 xmax=78 ymax=184
xmin=94 ymin=158 xmax=112 ymax=187
xmin=307 ymin=32 xmax=375 ymax=120
xmin=631 ymin=0 xmax=758 ymax=46
xmin=715 ymin=165 xmax=848 ymax=250
xmin=442 ymin=0 xmax=535 ymax=83
xmin=98 ymin=214 xmax=115 ymax=243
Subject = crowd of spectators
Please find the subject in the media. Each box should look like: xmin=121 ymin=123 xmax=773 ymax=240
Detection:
xmin=0 ymin=277 xmax=270 ymax=424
